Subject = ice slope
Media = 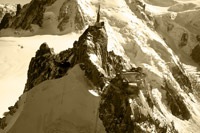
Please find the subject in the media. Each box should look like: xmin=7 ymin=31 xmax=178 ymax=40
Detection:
xmin=0 ymin=33 xmax=80 ymax=117
xmin=1 ymin=65 xmax=105 ymax=133
xmin=146 ymin=0 xmax=200 ymax=79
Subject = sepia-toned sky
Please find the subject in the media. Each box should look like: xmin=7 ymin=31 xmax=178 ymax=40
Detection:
xmin=0 ymin=0 xmax=31 ymax=5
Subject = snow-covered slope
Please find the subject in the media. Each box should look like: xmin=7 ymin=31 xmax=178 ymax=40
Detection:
xmin=1 ymin=0 xmax=200 ymax=132
xmin=3 ymin=65 xmax=105 ymax=133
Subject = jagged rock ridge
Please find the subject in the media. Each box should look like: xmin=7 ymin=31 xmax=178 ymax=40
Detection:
xmin=22 ymin=24 xmax=179 ymax=132
xmin=25 ymin=23 xmax=131 ymax=91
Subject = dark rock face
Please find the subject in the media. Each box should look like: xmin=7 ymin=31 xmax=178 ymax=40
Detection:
xmin=16 ymin=4 xmax=22 ymax=16
xmin=179 ymin=32 xmax=188 ymax=47
xmin=163 ymin=81 xmax=191 ymax=120
xmin=191 ymin=44 xmax=200 ymax=63
xmin=0 ymin=13 xmax=12 ymax=30
xmin=171 ymin=66 xmax=192 ymax=93
xmin=196 ymin=35 xmax=200 ymax=42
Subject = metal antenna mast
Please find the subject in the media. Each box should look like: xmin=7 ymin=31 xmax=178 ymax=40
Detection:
xmin=96 ymin=4 xmax=101 ymax=23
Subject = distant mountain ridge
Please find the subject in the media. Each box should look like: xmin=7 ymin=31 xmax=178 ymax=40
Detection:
xmin=0 ymin=0 xmax=95 ymax=34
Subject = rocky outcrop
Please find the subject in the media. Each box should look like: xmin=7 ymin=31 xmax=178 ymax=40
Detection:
xmin=171 ymin=66 xmax=192 ymax=93
xmin=25 ymin=42 xmax=73 ymax=92
xmin=16 ymin=4 xmax=21 ymax=16
xmin=0 ymin=102 xmax=19 ymax=129
xmin=0 ymin=117 xmax=7 ymax=130
xmin=191 ymin=44 xmax=200 ymax=64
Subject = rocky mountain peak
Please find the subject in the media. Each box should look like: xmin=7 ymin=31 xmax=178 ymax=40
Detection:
xmin=22 ymin=21 xmax=179 ymax=132
xmin=24 ymin=22 xmax=130 ymax=92
xmin=1 ymin=0 xmax=200 ymax=132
